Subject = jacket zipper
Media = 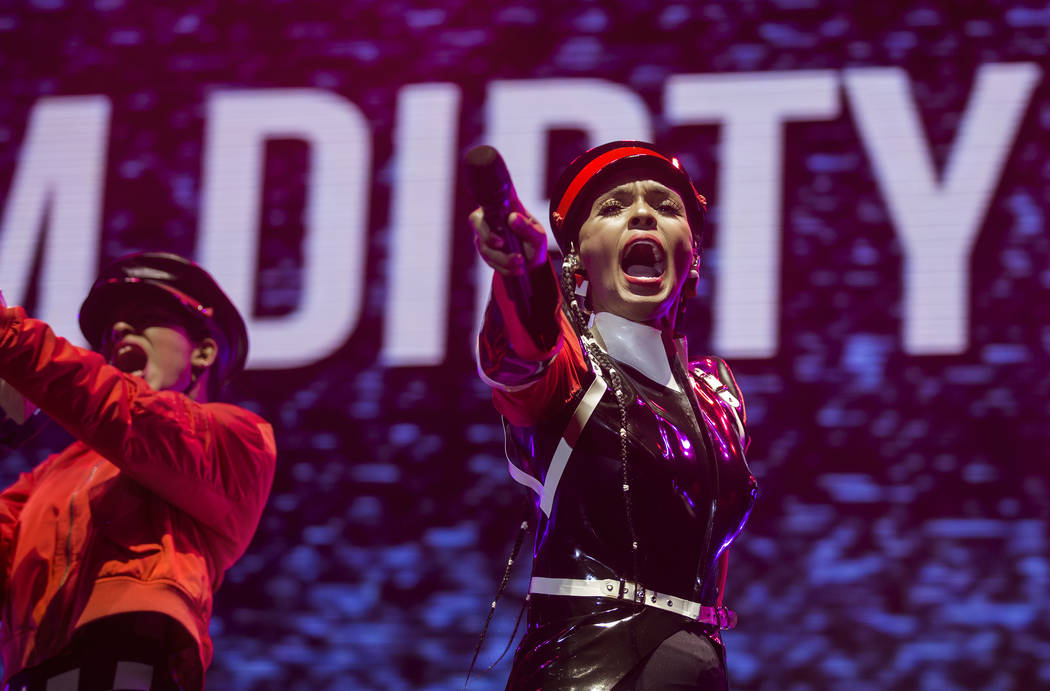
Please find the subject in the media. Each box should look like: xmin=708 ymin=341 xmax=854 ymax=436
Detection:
xmin=58 ymin=462 xmax=100 ymax=589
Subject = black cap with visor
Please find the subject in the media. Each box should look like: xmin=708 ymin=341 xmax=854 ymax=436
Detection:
xmin=78 ymin=252 xmax=249 ymax=385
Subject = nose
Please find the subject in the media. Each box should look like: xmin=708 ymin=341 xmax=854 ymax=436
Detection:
xmin=107 ymin=321 xmax=136 ymax=346
xmin=628 ymin=200 xmax=657 ymax=230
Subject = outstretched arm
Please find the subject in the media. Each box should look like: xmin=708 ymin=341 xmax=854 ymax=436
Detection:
xmin=471 ymin=207 xmax=563 ymax=360
xmin=0 ymin=306 xmax=276 ymax=545
xmin=471 ymin=207 xmax=588 ymax=426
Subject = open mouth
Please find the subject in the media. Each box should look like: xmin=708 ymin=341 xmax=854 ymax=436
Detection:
xmin=620 ymin=238 xmax=666 ymax=283
xmin=111 ymin=342 xmax=148 ymax=376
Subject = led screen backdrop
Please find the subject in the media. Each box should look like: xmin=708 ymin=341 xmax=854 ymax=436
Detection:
xmin=2 ymin=1 xmax=1049 ymax=689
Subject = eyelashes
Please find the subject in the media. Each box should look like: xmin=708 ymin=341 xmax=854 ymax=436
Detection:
xmin=595 ymin=197 xmax=684 ymax=217
xmin=656 ymin=200 xmax=684 ymax=215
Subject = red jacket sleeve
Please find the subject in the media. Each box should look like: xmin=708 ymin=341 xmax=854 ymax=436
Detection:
xmin=477 ymin=263 xmax=589 ymax=426
xmin=0 ymin=466 xmax=38 ymax=602
xmin=0 ymin=306 xmax=277 ymax=542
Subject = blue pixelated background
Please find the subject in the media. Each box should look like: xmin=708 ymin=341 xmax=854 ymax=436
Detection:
xmin=2 ymin=1 xmax=1049 ymax=689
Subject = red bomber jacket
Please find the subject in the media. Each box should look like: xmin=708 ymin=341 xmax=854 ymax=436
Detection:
xmin=0 ymin=306 xmax=277 ymax=681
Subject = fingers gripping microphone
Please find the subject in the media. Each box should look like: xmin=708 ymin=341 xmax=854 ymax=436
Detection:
xmin=464 ymin=145 xmax=533 ymax=315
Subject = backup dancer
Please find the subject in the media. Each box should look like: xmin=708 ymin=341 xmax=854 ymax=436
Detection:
xmin=0 ymin=253 xmax=276 ymax=690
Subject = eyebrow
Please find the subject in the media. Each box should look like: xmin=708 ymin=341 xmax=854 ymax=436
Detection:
xmin=597 ymin=182 xmax=681 ymax=204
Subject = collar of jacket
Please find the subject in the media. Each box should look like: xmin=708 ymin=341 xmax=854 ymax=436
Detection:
xmin=592 ymin=312 xmax=685 ymax=392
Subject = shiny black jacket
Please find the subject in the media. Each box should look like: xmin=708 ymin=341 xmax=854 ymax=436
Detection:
xmin=481 ymin=297 xmax=757 ymax=690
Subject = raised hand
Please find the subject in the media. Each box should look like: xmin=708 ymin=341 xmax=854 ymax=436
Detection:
xmin=470 ymin=208 xmax=548 ymax=277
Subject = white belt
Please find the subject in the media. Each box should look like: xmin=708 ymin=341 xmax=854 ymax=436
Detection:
xmin=530 ymin=576 xmax=738 ymax=629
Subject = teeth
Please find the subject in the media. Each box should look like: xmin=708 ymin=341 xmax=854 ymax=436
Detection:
xmin=112 ymin=342 xmax=148 ymax=374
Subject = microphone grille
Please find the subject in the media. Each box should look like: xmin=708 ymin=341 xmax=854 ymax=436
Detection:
xmin=464 ymin=145 xmax=511 ymax=206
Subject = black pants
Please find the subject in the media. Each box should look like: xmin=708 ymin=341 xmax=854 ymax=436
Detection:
xmin=613 ymin=630 xmax=729 ymax=690
xmin=4 ymin=613 xmax=202 ymax=691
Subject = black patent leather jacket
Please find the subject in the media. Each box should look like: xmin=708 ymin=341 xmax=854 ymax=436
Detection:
xmin=481 ymin=296 xmax=758 ymax=690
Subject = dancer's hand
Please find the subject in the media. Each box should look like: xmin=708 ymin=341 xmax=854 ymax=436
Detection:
xmin=0 ymin=288 xmax=37 ymax=424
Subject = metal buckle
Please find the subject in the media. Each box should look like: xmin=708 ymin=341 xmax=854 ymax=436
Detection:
xmin=615 ymin=579 xmax=647 ymax=604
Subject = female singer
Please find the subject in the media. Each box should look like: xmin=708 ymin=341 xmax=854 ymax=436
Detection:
xmin=472 ymin=141 xmax=758 ymax=689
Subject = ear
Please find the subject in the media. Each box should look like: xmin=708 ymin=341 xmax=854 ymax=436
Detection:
xmin=683 ymin=267 xmax=699 ymax=299
xmin=191 ymin=337 xmax=219 ymax=369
